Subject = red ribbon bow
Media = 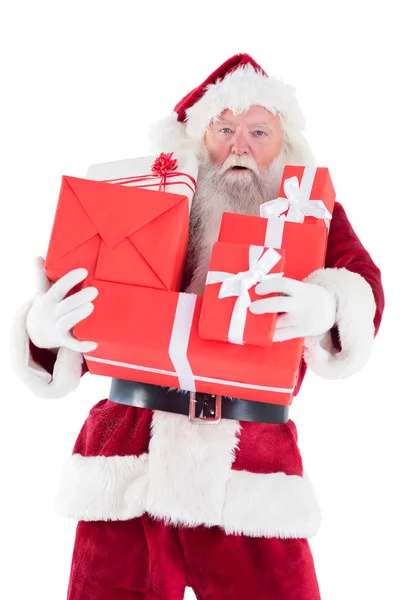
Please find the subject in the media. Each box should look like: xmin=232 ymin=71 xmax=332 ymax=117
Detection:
xmin=151 ymin=152 xmax=178 ymax=191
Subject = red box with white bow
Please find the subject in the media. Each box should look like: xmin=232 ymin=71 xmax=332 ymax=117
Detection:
xmin=74 ymin=280 xmax=303 ymax=405
xmin=198 ymin=244 xmax=286 ymax=346
xmin=202 ymin=165 xmax=336 ymax=346
xmin=219 ymin=166 xmax=335 ymax=253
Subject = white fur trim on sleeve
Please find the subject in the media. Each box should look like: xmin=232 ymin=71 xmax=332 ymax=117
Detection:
xmin=303 ymin=268 xmax=376 ymax=379
xmin=10 ymin=300 xmax=84 ymax=399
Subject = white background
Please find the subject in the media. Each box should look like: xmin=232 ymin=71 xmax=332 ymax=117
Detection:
xmin=1 ymin=1 xmax=399 ymax=599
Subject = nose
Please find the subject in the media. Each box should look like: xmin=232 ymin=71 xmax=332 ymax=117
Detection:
xmin=231 ymin=130 xmax=250 ymax=156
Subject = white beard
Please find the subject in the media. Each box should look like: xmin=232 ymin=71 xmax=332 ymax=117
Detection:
xmin=184 ymin=149 xmax=286 ymax=294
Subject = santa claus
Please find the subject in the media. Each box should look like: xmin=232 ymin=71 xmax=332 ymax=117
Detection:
xmin=11 ymin=54 xmax=384 ymax=599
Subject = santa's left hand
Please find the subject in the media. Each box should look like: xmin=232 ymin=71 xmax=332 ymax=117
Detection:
xmin=249 ymin=277 xmax=336 ymax=342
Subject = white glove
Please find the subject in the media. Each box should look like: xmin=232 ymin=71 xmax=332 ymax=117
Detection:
xmin=250 ymin=277 xmax=336 ymax=342
xmin=26 ymin=257 xmax=99 ymax=353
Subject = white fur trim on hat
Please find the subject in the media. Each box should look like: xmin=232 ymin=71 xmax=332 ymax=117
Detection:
xmin=10 ymin=300 xmax=84 ymax=399
xmin=149 ymin=112 xmax=191 ymax=154
xmin=303 ymin=268 xmax=376 ymax=379
xmin=149 ymin=65 xmax=315 ymax=163
xmin=186 ymin=65 xmax=305 ymax=138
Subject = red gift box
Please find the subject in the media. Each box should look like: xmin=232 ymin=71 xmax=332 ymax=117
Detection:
xmin=198 ymin=244 xmax=285 ymax=346
xmin=74 ymin=280 xmax=303 ymax=406
xmin=219 ymin=214 xmax=329 ymax=280
xmin=219 ymin=166 xmax=336 ymax=279
xmin=260 ymin=165 xmax=335 ymax=233
xmin=44 ymin=176 xmax=190 ymax=291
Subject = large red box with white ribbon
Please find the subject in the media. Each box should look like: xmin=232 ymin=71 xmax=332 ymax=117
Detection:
xmin=74 ymin=280 xmax=303 ymax=406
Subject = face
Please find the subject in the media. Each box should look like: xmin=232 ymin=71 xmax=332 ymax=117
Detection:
xmin=204 ymin=106 xmax=284 ymax=168
xmin=185 ymin=106 xmax=286 ymax=295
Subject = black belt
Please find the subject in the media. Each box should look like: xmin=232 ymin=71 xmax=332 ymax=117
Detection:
xmin=108 ymin=379 xmax=289 ymax=424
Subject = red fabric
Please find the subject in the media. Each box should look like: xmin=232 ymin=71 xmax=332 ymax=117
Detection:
xmin=324 ymin=202 xmax=384 ymax=333
xmin=293 ymin=201 xmax=385 ymax=395
xmin=72 ymin=400 xmax=152 ymax=458
xmin=174 ymin=53 xmax=268 ymax=123
xmin=28 ymin=340 xmax=88 ymax=378
xmin=29 ymin=341 xmax=57 ymax=375
xmin=71 ymin=400 xmax=303 ymax=481
xmin=67 ymin=514 xmax=320 ymax=600
xmin=231 ymin=418 xmax=303 ymax=475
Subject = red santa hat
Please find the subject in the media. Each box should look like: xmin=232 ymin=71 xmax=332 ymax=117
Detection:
xmin=150 ymin=53 xmax=316 ymax=165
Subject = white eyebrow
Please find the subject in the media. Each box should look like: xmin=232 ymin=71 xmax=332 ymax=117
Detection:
xmin=213 ymin=119 xmax=235 ymax=126
xmin=212 ymin=119 xmax=271 ymax=130
xmin=248 ymin=122 xmax=270 ymax=128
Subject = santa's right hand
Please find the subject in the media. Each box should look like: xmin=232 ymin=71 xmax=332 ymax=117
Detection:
xmin=26 ymin=257 xmax=99 ymax=353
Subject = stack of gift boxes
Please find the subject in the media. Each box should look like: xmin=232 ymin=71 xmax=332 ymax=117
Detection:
xmin=44 ymin=152 xmax=335 ymax=407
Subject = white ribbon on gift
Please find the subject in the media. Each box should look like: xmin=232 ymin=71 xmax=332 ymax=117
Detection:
xmin=85 ymin=294 xmax=199 ymax=393
xmin=85 ymin=352 xmax=295 ymax=394
xmin=83 ymin=289 xmax=295 ymax=395
xmin=259 ymin=168 xmax=333 ymax=248
xmin=205 ymin=246 xmax=284 ymax=345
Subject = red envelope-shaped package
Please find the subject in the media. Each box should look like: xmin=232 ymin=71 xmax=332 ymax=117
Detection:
xmin=44 ymin=176 xmax=189 ymax=291
xmin=74 ymin=280 xmax=304 ymax=406
xmin=198 ymin=244 xmax=286 ymax=346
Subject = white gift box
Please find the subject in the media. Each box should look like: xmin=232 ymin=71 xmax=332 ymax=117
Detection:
xmin=86 ymin=151 xmax=198 ymax=209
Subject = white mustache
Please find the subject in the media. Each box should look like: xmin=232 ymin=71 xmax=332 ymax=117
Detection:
xmin=219 ymin=154 xmax=260 ymax=175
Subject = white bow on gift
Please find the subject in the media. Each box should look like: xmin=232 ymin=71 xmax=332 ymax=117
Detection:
xmin=205 ymin=247 xmax=284 ymax=344
xmin=260 ymin=176 xmax=333 ymax=223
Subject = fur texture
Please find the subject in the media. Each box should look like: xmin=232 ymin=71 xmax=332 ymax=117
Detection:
xmin=55 ymin=399 xmax=321 ymax=538
xmin=10 ymin=299 xmax=84 ymax=399
xmin=150 ymin=65 xmax=317 ymax=167
xmin=303 ymin=267 xmax=376 ymax=378
xmin=55 ymin=451 xmax=321 ymax=538
xmin=185 ymin=67 xmax=305 ymax=136
xmin=146 ymin=411 xmax=241 ymax=528
xmin=222 ymin=471 xmax=321 ymax=538
xmin=55 ymin=453 xmax=149 ymax=521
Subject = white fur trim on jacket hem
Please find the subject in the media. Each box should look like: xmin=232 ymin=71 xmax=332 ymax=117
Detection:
xmin=54 ymin=452 xmax=321 ymax=538
xmin=10 ymin=300 xmax=84 ymax=399
xmin=303 ymin=268 xmax=376 ymax=379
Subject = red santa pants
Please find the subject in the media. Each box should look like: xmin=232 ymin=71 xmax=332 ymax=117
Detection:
xmin=67 ymin=513 xmax=320 ymax=600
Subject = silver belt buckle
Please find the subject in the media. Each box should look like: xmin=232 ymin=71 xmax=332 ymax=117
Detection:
xmin=189 ymin=392 xmax=222 ymax=424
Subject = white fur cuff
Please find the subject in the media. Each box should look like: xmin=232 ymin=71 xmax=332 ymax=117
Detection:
xmin=303 ymin=268 xmax=376 ymax=379
xmin=10 ymin=300 xmax=84 ymax=398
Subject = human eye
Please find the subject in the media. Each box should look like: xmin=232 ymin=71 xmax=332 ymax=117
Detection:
xmin=220 ymin=127 xmax=233 ymax=134
xmin=253 ymin=130 xmax=267 ymax=137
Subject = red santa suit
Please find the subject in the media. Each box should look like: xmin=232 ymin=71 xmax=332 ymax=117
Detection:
xmin=11 ymin=54 xmax=384 ymax=600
